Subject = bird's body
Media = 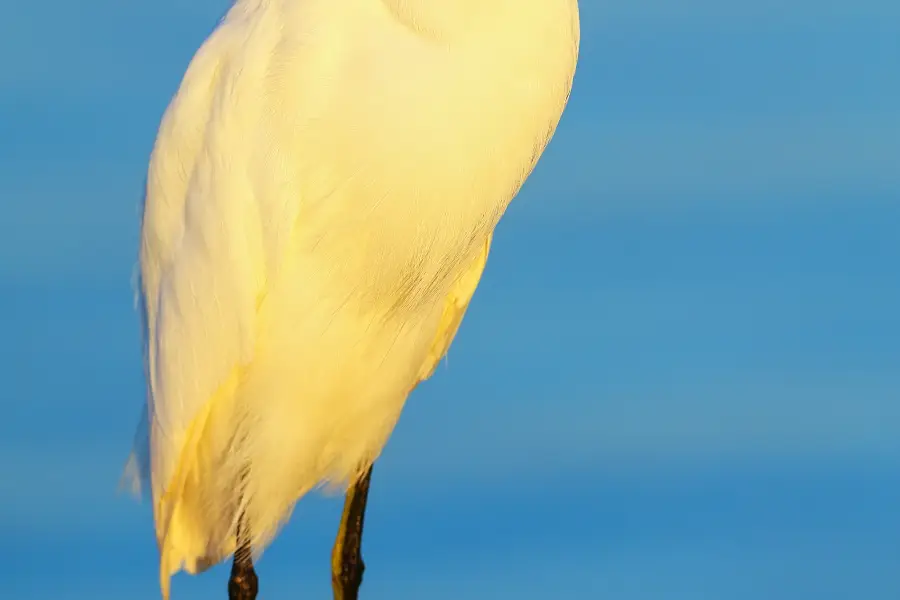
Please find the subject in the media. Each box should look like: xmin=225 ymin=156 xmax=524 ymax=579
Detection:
xmin=125 ymin=1 xmax=579 ymax=597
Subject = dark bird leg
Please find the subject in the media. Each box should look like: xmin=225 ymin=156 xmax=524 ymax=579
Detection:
xmin=332 ymin=465 xmax=374 ymax=600
xmin=229 ymin=512 xmax=259 ymax=600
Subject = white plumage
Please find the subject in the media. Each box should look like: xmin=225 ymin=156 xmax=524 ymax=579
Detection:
xmin=124 ymin=1 xmax=579 ymax=597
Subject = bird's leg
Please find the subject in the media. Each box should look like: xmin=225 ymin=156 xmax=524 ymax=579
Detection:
xmin=331 ymin=465 xmax=374 ymax=600
xmin=228 ymin=513 xmax=259 ymax=600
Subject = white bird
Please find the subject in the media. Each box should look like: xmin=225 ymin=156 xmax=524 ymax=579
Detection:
xmin=123 ymin=1 xmax=580 ymax=598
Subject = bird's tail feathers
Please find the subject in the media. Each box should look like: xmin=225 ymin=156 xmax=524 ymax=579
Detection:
xmin=119 ymin=407 xmax=152 ymax=500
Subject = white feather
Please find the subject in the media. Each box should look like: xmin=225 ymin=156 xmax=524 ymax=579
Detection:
xmin=124 ymin=1 xmax=579 ymax=597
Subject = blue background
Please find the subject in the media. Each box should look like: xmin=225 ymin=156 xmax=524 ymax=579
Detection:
xmin=1 ymin=1 xmax=898 ymax=598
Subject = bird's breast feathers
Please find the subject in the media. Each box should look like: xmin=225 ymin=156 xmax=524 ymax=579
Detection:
xmin=134 ymin=0 xmax=579 ymax=540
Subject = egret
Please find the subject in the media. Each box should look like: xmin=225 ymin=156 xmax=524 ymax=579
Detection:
xmin=123 ymin=1 xmax=580 ymax=598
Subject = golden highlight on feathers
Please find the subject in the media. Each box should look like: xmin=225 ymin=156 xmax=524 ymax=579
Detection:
xmin=123 ymin=0 xmax=579 ymax=597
